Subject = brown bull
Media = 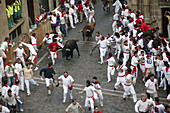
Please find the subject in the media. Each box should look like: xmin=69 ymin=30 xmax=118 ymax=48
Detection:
xmin=81 ymin=23 xmax=95 ymax=41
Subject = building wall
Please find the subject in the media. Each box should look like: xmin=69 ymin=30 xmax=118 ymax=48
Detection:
xmin=127 ymin=0 xmax=170 ymax=36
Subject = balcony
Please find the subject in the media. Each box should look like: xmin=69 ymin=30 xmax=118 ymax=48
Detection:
xmin=158 ymin=0 xmax=170 ymax=6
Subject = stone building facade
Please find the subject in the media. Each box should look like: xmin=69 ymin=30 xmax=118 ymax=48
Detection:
xmin=127 ymin=0 xmax=170 ymax=37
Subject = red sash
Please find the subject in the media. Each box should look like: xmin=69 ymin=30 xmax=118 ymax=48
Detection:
xmin=131 ymin=65 xmax=137 ymax=78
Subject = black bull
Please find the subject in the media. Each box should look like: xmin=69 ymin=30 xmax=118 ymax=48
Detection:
xmin=59 ymin=40 xmax=80 ymax=60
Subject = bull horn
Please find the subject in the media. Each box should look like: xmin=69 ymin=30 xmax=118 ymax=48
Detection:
xmin=66 ymin=49 xmax=70 ymax=51
xmin=58 ymin=49 xmax=62 ymax=52
xmin=86 ymin=29 xmax=90 ymax=32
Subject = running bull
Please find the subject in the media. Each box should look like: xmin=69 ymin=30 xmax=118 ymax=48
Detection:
xmin=80 ymin=23 xmax=95 ymax=41
xmin=59 ymin=40 xmax=80 ymax=60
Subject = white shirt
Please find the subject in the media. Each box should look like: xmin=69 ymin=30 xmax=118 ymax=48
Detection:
xmin=131 ymin=56 xmax=138 ymax=67
xmin=43 ymin=34 xmax=54 ymax=44
xmin=58 ymin=75 xmax=74 ymax=87
xmin=14 ymin=48 xmax=24 ymax=57
xmin=60 ymin=16 xmax=66 ymax=25
xmin=0 ymin=106 xmax=10 ymax=113
xmin=92 ymin=82 xmax=102 ymax=93
xmin=1 ymin=41 xmax=8 ymax=51
xmin=88 ymin=10 xmax=95 ymax=16
xmin=145 ymin=56 xmax=154 ymax=68
xmin=112 ymin=0 xmax=122 ymax=13
xmin=162 ymin=67 xmax=170 ymax=85
xmin=83 ymin=86 xmax=95 ymax=97
xmin=128 ymin=21 xmax=134 ymax=31
xmin=138 ymin=38 xmax=144 ymax=48
xmin=130 ymin=12 xmax=136 ymax=20
xmin=123 ymin=44 xmax=130 ymax=53
xmin=117 ymin=65 xmax=127 ymax=77
xmin=4 ymin=93 xmax=16 ymax=106
xmin=0 ymin=56 xmax=4 ymax=77
xmin=69 ymin=8 xmax=74 ymax=15
xmin=153 ymin=102 xmax=165 ymax=113
xmin=125 ymin=73 xmax=132 ymax=86
xmin=11 ymin=84 xmax=19 ymax=96
xmin=95 ymin=35 xmax=101 ymax=42
xmin=113 ymin=13 xmax=119 ymax=21
xmin=2 ymin=85 xmax=10 ymax=97
xmin=5 ymin=64 xmax=14 ymax=77
xmin=50 ymin=15 xmax=57 ymax=24
xmin=145 ymin=78 xmax=157 ymax=94
xmin=107 ymin=57 xmax=116 ymax=66
xmin=97 ymin=39 xmax=109 ymax=48
xmin=21 ymin=42 xmax=37 ymax=55
xmin=115 ymin=37 xmax=122 ymax=45
xmin=14 ymin=62 xmax=22 ymax=75
xmin=147 ymin=40 xmax=153 ymax=49
xmin=31 ymin=36 xmax=37 ymax=45
xmin=135 ymin=99 xmax=153 ymax=112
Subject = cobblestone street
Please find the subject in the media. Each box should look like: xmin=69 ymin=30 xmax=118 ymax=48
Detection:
xmin=17 ymin=1 xmax=168 ymax=113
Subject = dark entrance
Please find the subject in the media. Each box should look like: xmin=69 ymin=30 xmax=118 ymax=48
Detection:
xmin=27 ymin=0 xmax=35 ymax=25
xmin=162 ymin=8 xmax=170 ymax=38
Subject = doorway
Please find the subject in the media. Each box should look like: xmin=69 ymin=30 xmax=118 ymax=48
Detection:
xmin=27 ymin=0 xmax=35 ymax=25
xmin=162 ymin=8 xmax=169 ymax=38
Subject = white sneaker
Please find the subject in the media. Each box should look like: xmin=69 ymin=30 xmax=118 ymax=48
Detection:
xmin=107 ymin=80 xmax=111 ymax=83
xmin=164 ymin=88 xmax=166 ymax=90
xmin=101 ymin=104 xmax=103 ymax=107
xmin=63 ymin=99 xmax=66 ymax=103
xmin=34 ymin=67 xmax=39 ymax=71
xmin=20 ymin=109 xmax=24 ymax=112
xmin=48 ymin=90 xmax=51 ymax=95
xmin=48 ymin=56 xmax=51 ymax=59
xmin=36 ymin=84 xmax=39 ymax=86
xmin=27 ymin=93 xmax=30 ymax=96
xmin=72 ymin=27 xmax=76 ymax=29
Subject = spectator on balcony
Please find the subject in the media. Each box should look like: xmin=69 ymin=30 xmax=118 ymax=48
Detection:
xmin=6 ymin=5 xmax=11 ymax=28
xmin=164 ymin=11 xmax=170 ymax=39
xmin=18 ymin=0 xmax=22 ymax=19
xmin=13 ymin=0 xmax=20 ymax=23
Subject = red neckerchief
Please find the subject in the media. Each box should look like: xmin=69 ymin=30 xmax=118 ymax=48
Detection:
xmin=166 ymin=67 xmax=170 ymax=72
xmin=162 ymin=37 xmax=165 ymax=39
xmin=93 ymin=81 xmax=99 ymax=84
xmin=101 ymin=38 xmax=105 ymax=41
xmin=96 ymin=35 xmax=100 ymax=37
xmin=164 ymin=51 xmax=168 ymax=53
xmin=33 ymin=36 xmax=36 ymax=39
xmin=3 ymin=85 xmax=8 ymax=87
xmin=125 ymin=35 xmax=128 ymax=37
xmin=47 ymin=35 xmax=50 ymax=38
xmin=160 ymin=58 xmax=163 ymax=61
xmin=134 ymin=28 xmax=137 ymax=30
xmin=154 ymin=48 xmax=158 ymax=50
xmin=141 ymin=98 xmax=147 ymax=102
xmin=108 ymin=56 xmax=112 ymax=59
xmin=117 ymin=36 xmax=120 ymax=39
xmin=61 ymin=13 xmax=65 ymax=17
xmin=138 ymin=38 xmax=141 ymax=40
xmin=4 ymin=41 xmax=7 ymax=42
xmin=139 ymin=13 xmax=142 ymax=16
xmin=13 ymin=83 xmax=18 ymax=86
xmin=7 ymin=64 xmax=11 ymax=67
xmin=146 ymin=55 xmax=151 ymax=59
xmin=118 ymin=25 xmax=121 ymax=28
xmin=16 ymin=62 xmax=21 ymax=64
xmin=64 ymin=74 xmax=69 ymax=78
xmin=155 ymin=102 xmax=162 ymax=105
xmin=130 ymin=20 xmax=134 ymax=23
xmin=147 ymin=40 xmax=152 ymax=44
xmin=150 ymin=78 xmax=154 ymax=82
xmin=126 ymin=72 xmax=131 ymax=75
xmin=9 ymin=95 xmax=13 ymax=97
xmin=48 ymin=67 xmax=52 ymax=70
xmin=123 ymin=8 xmax=128 ymax=11
xmin=124 ymin=44 xmax=128 ymax=46
xmin=132 ymin=43 xmax=136 ymax=46
xmin=130 ymin=11 xmax=134 ymax=14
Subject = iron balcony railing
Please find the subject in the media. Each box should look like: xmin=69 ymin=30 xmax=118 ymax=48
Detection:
xmin=158 ymin=0 xmax=170 ymax=6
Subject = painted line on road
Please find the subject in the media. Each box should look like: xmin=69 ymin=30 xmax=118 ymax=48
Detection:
xmin=35 ymin=80 xmax=168 ymax=102
xmin=37 ymin=52 xmax=48 ymax=65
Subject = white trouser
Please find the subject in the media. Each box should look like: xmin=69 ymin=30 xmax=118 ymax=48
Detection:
xmin=168 ymin=25 xmax=170 ymax=39
xmin=16 ymin=56 xmax=26 ymax=67
xmin=74 ymin=13 xmax=78 ymax=24
xmin=100 ymin=48 xmax=106 ymax=63
xmin=130 ymin=66 xmax=138 ymax=81
xmin=19 ymin=76 xmax=24 ymax=91
xmin=25 ymin=78 xmax=37 ymax=94
xmin=123 ymin=53 xmax=129 ymax=65
xmin=107 ymin=66 xmax=115 ymax=81
xmin=45 ymin=78 xmax=53 ymax=87
xmin=69 ymin=15 xmax=75 ymax=28
xmin=94 ymin=90 xmax=103 ymax=105
xmin=85 ymin=96 xmax=94 ymax=113
xmin=89 ymin=15 xmax=95 ymax=23
xmin=84 ymin=11 xmax=88 ymax=20
xmin=50 ymin=51 xmax=57 ymax=65
xmin=0 ymin=66 xmax=2 ymax=92
xmin=123 ymin=85 xmax=137 ymax=102
xmin=140 ymin=64 xmax=145 ymax=74
xmin=115 ymin=44 xmax=121 ymax=59
xmin=114 ymin=76 xmax=125 ymax=89
xmin=63 ymin=86 xmax=73 ymax=100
